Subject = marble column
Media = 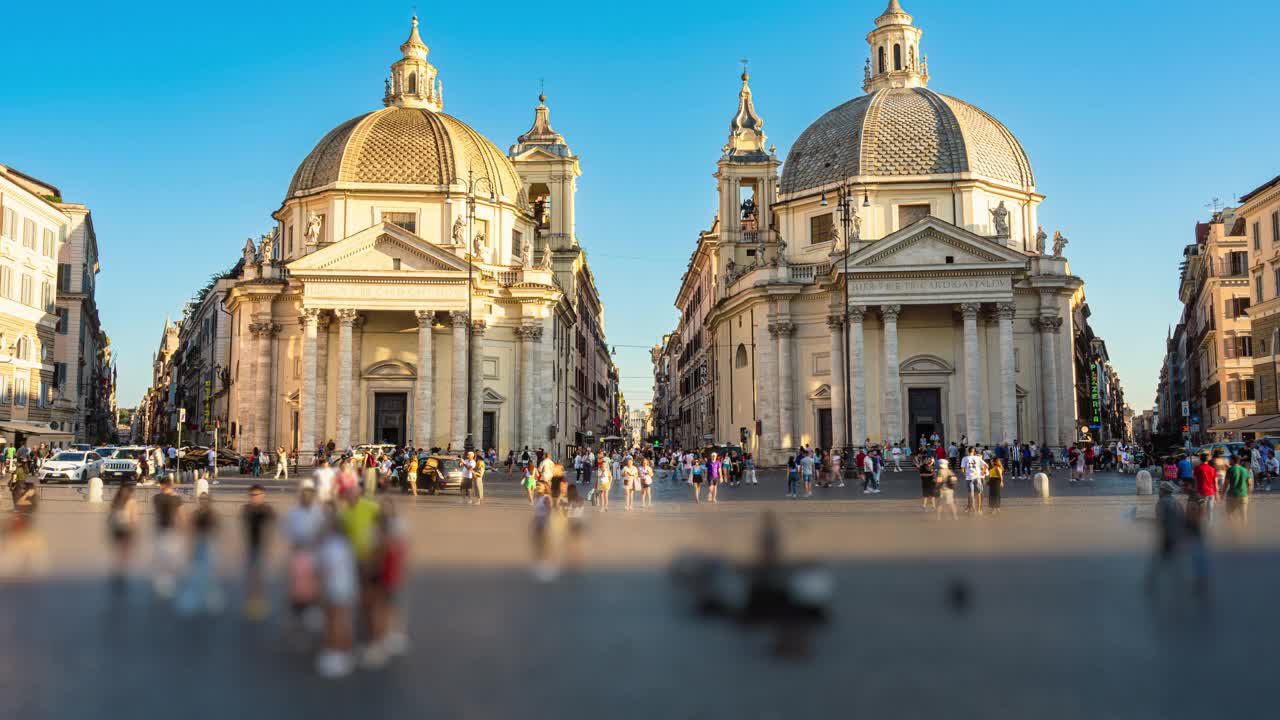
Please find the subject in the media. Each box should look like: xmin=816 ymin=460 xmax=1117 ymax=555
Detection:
xmin=754 ymin=317 xmax=775 ymax=461
xmin=298 ymin=309 xmax=320 ymax=464
xmin=516 ymin=323 xmax=540 ymax=451
xmin=774 ymin=321 xmax=796 ymax=452
xmin=449 ymin=311 xmax=469 ymax=450
xmin=848 ymin=306 xmax=866 ymax=447
xmin=334 ymin=309 xmax=359 ymax=451
xmin=959 ymin=303 xmax=982 ymax=445
xmin=469 ymin=320 xmax=486 ymax=449
xmin=350 ymin=315 xmax=365 ymax=442
xmin=414 ymin=310 xmax=435 ymax=450
xmin=997 ymin=303 xmax=1017 ymax=444
xmin=241 ymin=323 xmax=260 ymax=453
xmin=826 ymin=314 xmax=847 ymax=450
xmin=881 ymin=304 xmax=902 ymax=444
xmin=255 ymin=321 xmax=279 ymax=452
xmin=1036 ymin=316 xmax=1063 ymax=449
xmin=315 ymin=312 xmax=330 ymax=449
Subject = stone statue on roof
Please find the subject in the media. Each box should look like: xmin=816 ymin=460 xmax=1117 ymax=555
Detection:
xmin=242 ymin=237 xmax=257 ymax=264
xmin=452 ymin=216 xmax=466 ymax=245
xmin=259 ymin=232 xmax=274 ymax=264
xmin=990 ymin=201 xmax=1010 ymax=238
xmin=304 ymin=213 xmax=322 ymax=245
xmin=1052 ymin=231 xmax=1069 ymax=258
xmin=521 ymin=235 xmax=533 ymax=268
xmin=1035 ymin=226 xmax=1048 ymax=255
xmin=539 ymin=243 xmax=553 ymax=270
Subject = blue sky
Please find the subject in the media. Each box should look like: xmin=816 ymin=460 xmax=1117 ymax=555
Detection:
xmin=3 ymin=0 xmax=1277 ymax=411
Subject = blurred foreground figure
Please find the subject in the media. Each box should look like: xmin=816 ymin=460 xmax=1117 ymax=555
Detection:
xmin=242 ymin=484 xmax=275 ymax=620
xmin=0 ymin=480 xmax=47 ymax=576
xmin=1145 ymin=480 xmax=1210 ymax=600
xmin=151 ymin=476 xmax=186 ymax=598
xmin=177 ymin=492 xmax=223 ymax=615
xmin=670 ymin=512 xmax=831 ymax=659
xmin=108 ymin=484 xmax=139 ymax=590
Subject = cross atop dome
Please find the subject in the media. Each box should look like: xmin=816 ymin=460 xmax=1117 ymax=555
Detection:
xmin=725 ymin=64 xmax=768 ymax=161
xmin=863 ymin=0 xmax=929 ymax=93
xmin=384 ymin=15 xmax=444 ymax=111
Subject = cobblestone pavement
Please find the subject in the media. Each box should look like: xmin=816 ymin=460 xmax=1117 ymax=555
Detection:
xmin=3 ymin=467 xmax=1278 ymax=720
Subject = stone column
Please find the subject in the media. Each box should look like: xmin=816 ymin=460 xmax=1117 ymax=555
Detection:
xmin=333 ymin=309 xmax=359 ymax=451
xmin=959 ymin=303 xmax=982 ymax=445
xmin=826 ymin=314 xmax=847 ymax=450
xmin=517 ymin=322 xmax=542 ymax=452
xmin=469 ymin=320 xmax=486 ymax=450
xmin=449 ymin=311 xmax=469 ymax=451
xmin=997 ymin=303 xmax=1017 ymax=444
xmin=298 ymin=309 xmax=320 ymax=465
xmin=754 ymin=317 xmax=775 ymax=461
xmin=848 ymin=306 xmax=866 ymax=447
xmin=241 ymin=323 xmax=260 ymax=453
xmin=774 ymin=321 xmax=796 ymax=452
xmin=315 ymin=312 xmax=330 ymax=450
xmin=414 ymin=310 xmax=435 ymax=450
xmin=255 ymin=321 xmax=279 ymax=452
xmin=1035 ymin=316 xmax=1063 ymax=449
xmin=350 ymin=314 xmax=365 ymax=442
xmin=881 ymin=304 xmax=902 ymax=444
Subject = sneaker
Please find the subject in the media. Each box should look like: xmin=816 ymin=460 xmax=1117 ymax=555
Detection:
xmin=317 ymin=650 xmax=355 ymax=678
xmin=360 ymin=642 xmax=390 ymax=669
xmin=837 ymin=482 xmax=846 ymax=488
xmin=862 ymin=489 xmax=870 ymax=494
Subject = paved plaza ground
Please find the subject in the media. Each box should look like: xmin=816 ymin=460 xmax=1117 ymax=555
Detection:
xmin=2 ymin=466 xmax=1277 ymax=719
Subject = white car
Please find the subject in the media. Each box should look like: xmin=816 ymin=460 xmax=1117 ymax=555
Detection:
xmin=100 ymin=446 xmax=152 ymax=484
xmin=39 ymin=451 xmax=104 ymax=484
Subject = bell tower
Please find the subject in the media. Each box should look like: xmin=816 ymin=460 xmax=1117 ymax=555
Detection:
xmin=716 ymin=65 xmax=780 ymax=275
xmin=509 ymin=92 xmax=581 ymax=254
xmin=863 ymin=0 xmax=929 ymax=93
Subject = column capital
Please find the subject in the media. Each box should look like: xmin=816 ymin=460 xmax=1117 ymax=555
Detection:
xmin=414 ymin=309 xmax=435 ymax=327
xmin=298 ymin=307 xmax=322 ymax=328
xmin=957 ymin=302 xmax=982 ymax=320
xmin=880 ymin=304 xmax=902 ymax=322
xmin=772 ymin=321 xmax=796 ymax=337
xmin=1031 ymin=316 xmax=1063 ymax=333
xmin=826 ymin=314 xmax=844 ymax=330
xmin=450 ymin=310 xmax=470 ymax=328
xmin=315 ymin=310 xmax=331 ymax=330
xmin=997 ymin=302 xmax=1017 ymax=321
xmin=249 ymin=321 xmax=281 ymax=337
xmin=848 ymin=305 xmax=867 ymax=322
xmin=334 ymin=308 xmax=361 ymax=327
xmin=516 ymin=323 xmax=543 ymax=341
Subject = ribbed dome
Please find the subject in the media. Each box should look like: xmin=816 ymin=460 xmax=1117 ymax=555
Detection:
xmin=780 ymin=88 xmax=1034 ymax=195
xmin=286 ymin=107 xmax=525 ymax=206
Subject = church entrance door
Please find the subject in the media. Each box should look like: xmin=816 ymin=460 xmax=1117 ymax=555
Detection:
xmin=374 ymin=392 xmax=407 ymax=446
xmin=908 ymin=388 xmax=943 ymax=447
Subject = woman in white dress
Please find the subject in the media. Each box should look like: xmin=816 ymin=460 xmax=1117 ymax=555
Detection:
xmin=639 ymin=458 xmax=655 ymax=509
xmin=595 ymin=456 xmax=613 ymax=512
xmin=621 ymin=457 xmax=640 ymax=511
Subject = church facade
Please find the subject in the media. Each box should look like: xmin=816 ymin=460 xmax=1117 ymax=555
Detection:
xmin=667 ymin=1 xmax=1085 ymax=464
xmin=224 ymin=17 xmax=611 ymax=462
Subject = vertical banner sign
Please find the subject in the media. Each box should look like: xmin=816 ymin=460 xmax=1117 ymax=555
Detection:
xmin=203 ymin=378 xmax=213 ymax=431
xmin=1089 ymin=362 xmax=1102 ymax=429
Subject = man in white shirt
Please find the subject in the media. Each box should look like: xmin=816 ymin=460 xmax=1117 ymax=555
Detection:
xmin=206 ymin=447 xmax=219 ymax=485
xmin=461 ymin=452 xmax=477 ymax=504
xmin=962 ymin=447 xmax=988 ymax=513
xmin=539 ymin=453 xmax=556 ymax=487
xmin=890 ymin=444 xmax=903 ymax=472
xmin=312 ymin=460 xmax=336 ymax=503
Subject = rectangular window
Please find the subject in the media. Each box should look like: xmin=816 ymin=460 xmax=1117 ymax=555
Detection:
xmin=0 ymin=266 xmax=10 ymax=298
xmin=1 ymin=207 xmax=13 ymax=238
xmin=1245 ymin=378 xmax=1257 ymax=401
xmin=20 ymin=274 xmax=32 ymax=306
xmin=1227 ymin=380 xmax=1239 ymax=402
xmin=41 ymin=281 xmax=53 ymax=312
xmin=1257 ymin=275 xmax=1264 ymax=303
xmin=42 ymin=228 xmax=54 ymax=257
xmin=57 ymin=263 xmax=71 ymax=292
xmin=22 ymin=219 xmax=35 ymax=249
xmin=287 ymin=225 xmax=294 ymax=254
xmin=382 ymin=211 xmax=414 ymax=234
xmin=1274 ymin=211 xmax=1280 ymax=244
xmin=56 ymin=308 xmax=68 ymax=334
xmin=808 ymin=214 xmax=833 ymax=245
xmin=37 ymin=381 xmax=47 ymax=408
xmin=511 ymin=230 xmax=523 ymax=261
xmin=897 ymin=203 xmax=931 ymax=229
xmin=1229 ymin=251 xmax=1249 ymax=276
xmin=14 ymin=376 xmax=27 ymax=406
xmin=1254 ymin=222 xmax=1262 ymax=250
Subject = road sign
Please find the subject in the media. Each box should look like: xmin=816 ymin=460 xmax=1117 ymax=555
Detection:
xmin=1181 ymin=401 xmax=1190 ymax=418
xmin=178 ymin=408 xmax=187 ymax=423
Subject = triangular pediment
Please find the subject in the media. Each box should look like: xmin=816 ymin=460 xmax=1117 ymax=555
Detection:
xmin=509 ymin=146 xmax=570 ymax=163
xmin=288 ymin=222 xmax=471 ymax=275
xmin=844 ymin=216 xmax=1030 ymax=270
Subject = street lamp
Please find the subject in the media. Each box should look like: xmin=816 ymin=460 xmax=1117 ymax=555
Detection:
xmin=830 ymin=172 xmax=865 ymax=458
xmin=445 ymin=168 xmax=496 ymax=453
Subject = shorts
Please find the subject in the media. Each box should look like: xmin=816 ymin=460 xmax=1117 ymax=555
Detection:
xmin=691 ymin=475 xmax=702 ymax=484
xmin=939 ymin=487 xmax=955 ymax=504
xmin=1225 ymin=496 xmax=1248 ymax=514
xmin=968 ymin=479 xmax=983 ymax=494
xmin=708 ymin=475 xmax=720 ymax=486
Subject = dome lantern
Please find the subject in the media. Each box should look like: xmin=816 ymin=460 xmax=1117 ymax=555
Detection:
xmin=725 ymin=61 xmax=767 ymax=161
xmin=384 ymin=15 xmax=444 ymax=112
xmin=863 ymin=0 xmax=928 ymax=93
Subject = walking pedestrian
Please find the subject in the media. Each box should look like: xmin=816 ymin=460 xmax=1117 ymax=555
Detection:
xmin=622 ymin=457 xmax=639 ymax=511
xmin=522 ymin=460 xmax=538 ymax=504
xmin=918 ymin=455 xmax=937 ymax=511
xmin=1193 ymin=452 xmax=1217 ymax=528
xmin=859 ymin=449 xmax=874 ymax=494
xmin=460 ymin=451 xmax=476 ymax=504
xmin=689 ymin=453 xmax=704 ymax=503
xmin=707 ymin=452 xmax=722 ymax=503
xmin=207 ymin=446 xmax=220 ymax=484
xmin=275 ymin=446 xmax=289 ymax=481
xmin=107 ymin=483 xmax=138 ymax=589
xmin=595 ymin=455 xmax=613 ymax=511
xmin=640 ymin=457 xmax=654 ymax=508
xmin=745 ymin=452 xmax=758 ymax=485
xmin=799 ymin=450 xmax=815 ymax=498
xmin=987 ymin=457 xmax=1004 ymax=515
xmin=405 ymin=454 xmax=419 ymax=496
xmin=284 ymin=480 xmax=325 ymax=642
xmin=316 ymin=511 xmax=357 ymax=678
xmin=786 ymin=456 xmax=799 ymax=498
xmin=151 ymin=476 xmax=185 ymax=598
xmin=1224 ymin=453 xmax=1252 ymax=530
xmin=935 ymin=458 xmax=959 ymax=520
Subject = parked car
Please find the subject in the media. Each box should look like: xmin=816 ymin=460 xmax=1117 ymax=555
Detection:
xmin=38 ymin=451 xmax=104 ymax=484
xmin=354 ymin=444 xmax=397 ymax=464
xmin=399 ymin=454 xmax=464 ymax=494
xmin=94 ymin=447 xmax=118 ymax=459
xmin=178 ymin=446 xmax=244 ymax=471
xmin=69 ymin=444 xmax=93 ymax=452
xmin=100 ymin=446 xmax=153 ymax=484
xmin=1193 ymin=442 xmax=1245 ymax=458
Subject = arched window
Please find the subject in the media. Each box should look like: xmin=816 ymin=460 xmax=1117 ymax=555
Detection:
xmin=894 ymin=44 xmax=902 ymax=70
xmin=878 ymin=47 xmax=886 ymax=74
xmin=734 ymin=343 xmax=749 ymax=369
xmin=15 ymin=336 xmax=29 ymax=361
xmin=408 ymin=72 xmax=417 ymax=94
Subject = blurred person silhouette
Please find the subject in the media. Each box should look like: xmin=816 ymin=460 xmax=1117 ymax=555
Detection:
xmin=177 ymin=492 xmax=224 ymax=615
xmin=522 ymin=460 xmax=537 ymax=505
xmin=1 ymin=480 xmax=47 ymax=575
xmin=285 ymin=479 xmax=326 ymax=641
xmin=242 ymin=484 xmax=276 ymax=620
xmin=531 ymin=480 xmax=557 ymax=581
xmin=563 ymin=483 xmax=587 ymax=570
xmin=1145 ymin=480 xmax=1186 ymax=596
xmin=151 ymin=476 xmax=187 ymax=598
xmin=316 ymin=509 xmax=357 ymax=678
xmin=107 ymin=484 xmax=139 ymax=591
xmin=934 ymin=459 xmax=959 ymax=520
xmin=365 ymin=500 xmax=409 ymax=666
xmin=339 ymin=485 xmax=383 ymax=664
xmin=313 ymin=459 xmax=336 ymax=504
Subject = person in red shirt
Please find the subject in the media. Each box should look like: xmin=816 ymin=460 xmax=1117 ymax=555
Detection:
xmin=934 ymin=445 xmax=946 ymax=460
xmin=1193 ymin=453 xmax=1218 ymax=526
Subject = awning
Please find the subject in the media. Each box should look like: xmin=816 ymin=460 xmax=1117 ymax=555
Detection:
xmin=0 ymin=420 xmax=74 ymax=439
xmin=1206 ymin=414 xmax=1280 ymax=434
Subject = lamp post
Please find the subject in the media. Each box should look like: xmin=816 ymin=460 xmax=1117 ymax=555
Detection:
xmin=820 ymin=174 xmax=869 ymax=458
xmin=445 ymin=169 xmax=496 ymax=453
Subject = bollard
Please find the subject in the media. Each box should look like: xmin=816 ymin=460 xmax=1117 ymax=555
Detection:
xmin=1033 ymin=472 xmax=1051 ymax=499
xmin=87 ymin=475 xmax=105 ymax=504
xmin=1135 ymin=470 xmax=1153 ymax=496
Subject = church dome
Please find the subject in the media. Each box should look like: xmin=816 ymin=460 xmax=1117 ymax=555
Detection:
xmin=780 ymin=87 xmax=1034 ymax=195
xmin=286 ymin=106 xmax=525 ymax=204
